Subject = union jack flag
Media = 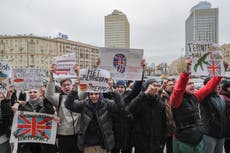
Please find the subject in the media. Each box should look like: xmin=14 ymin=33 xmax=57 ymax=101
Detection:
xmin=207 ymin=60 xmax=222 ymax=76
xmin=113 ymin=53 xmax=127 ymax=73
xmin=15 ymin=114 xmax=52 ymax=139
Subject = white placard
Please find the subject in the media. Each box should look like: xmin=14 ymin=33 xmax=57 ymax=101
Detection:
xmin=79 ymin=68 xmax=111 ymax=92
xmin=53 ymin=53 xmax=77 ymax=79
xmin=187 ymin=41 xmax=225 ymax=76
xmin=99 ymin=47 xmax=143 ymax=80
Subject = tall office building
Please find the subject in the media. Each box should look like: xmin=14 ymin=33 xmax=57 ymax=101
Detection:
xmin=185 ymin=1 xmax=218 ymax=55
xmin=105 ymin=10 xmax=130 ymax=48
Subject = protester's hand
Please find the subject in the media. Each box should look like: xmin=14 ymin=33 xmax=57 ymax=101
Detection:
xmin=161 ymin=80 xmax=168 ymax=89
xmin=74 ymin=64 xmax=80 ymax=75
xmin=96 ymin=58 xmax=100 ymax=67
xmin=93 ymin=58 xmax=100 ymax=69
xmin=108 ymin=78 xmax=115 ymax=92
xmin=11 ymin=103 xmax=19 ymax=112
xmin=144 ymin=84 xmax=158 ymax=95
xmin=50 ymin=64 xmax=56 ymax=76
xmin=140 ymin=59 xmax=147 ymax=68
xmin=184 ymin=57 xmax=192 ymax=73
xmin=73 ymin=77 xmax=80 ymax=91
xmin=53 ymin=116 xmax=61 ymax=124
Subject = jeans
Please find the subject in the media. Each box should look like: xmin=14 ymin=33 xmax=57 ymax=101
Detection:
xmin=0 ymin=141 xmax=11 ymax=153
xmin=202 ymin=135 xmax=225 ymax=153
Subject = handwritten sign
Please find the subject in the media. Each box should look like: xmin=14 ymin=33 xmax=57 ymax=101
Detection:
xmin=187 ymin=41 xmax=225 ymax=76
xmin=12 ymin=68 xmax=44 ymax=90
xmin=53 ymin=53 xmax=77 ymax=79
xmin=99 ymin=48 xmax=143 ymax=80
xmin=10 ymin=111 xmax=57 ymax=144
xmin=79 ymin=69 xmax=111 ymax=92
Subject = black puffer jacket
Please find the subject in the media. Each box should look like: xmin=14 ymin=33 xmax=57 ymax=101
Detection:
xmin=65 ymin=91 xmax=122 ymax=152
xmin=0 ymin=99 xmax=13 ymax=137
xmin=127 ymin=92 xmax=167 ymax=153
xmin=201 ymin=92 xmax=228 ymax=138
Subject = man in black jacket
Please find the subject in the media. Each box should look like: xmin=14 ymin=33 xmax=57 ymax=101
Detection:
xmin=127 ymin=79 xmax=167 ymax=153
xmin=200 ymin=77 xmax=228 ymax=153
xmin=111 ymin=80 xmax=142 ymax=153
xmin=65 ymin=89 xmax=122 ymax=153
xmin=0 ymin=92 xmax=13 ymax=153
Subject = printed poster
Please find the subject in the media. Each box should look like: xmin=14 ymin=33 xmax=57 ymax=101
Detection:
xmin=187 ymin=41 xmax=225 ymax=77
xmin=99 ymin=48 xmax=144 ymax=80
xmin=53 ymin=53 xmax=77 ymax=79
xmin=10 ymin=111 xmax=57 ymax=144
xmin=79 ymin=68 xmax=111 ymax=92
xmin=12 ymin=68 xmax=44 ymax=90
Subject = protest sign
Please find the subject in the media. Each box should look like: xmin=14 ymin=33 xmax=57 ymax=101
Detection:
xmin=79 ymin=68 xmax=111 ymax=92
xmin=53 ymin=53 xmax=77 ymax=79
xmin=12 ymin=68 xmax=44 ymax=90
xmin=99 ymin=48 xmax=143 ymax=80
xmin=0 ymin=62 xmax=12 ymax=92
xmin=10 ymin=111 xmax=57 ymax=144
xmin=187 ymin=41 xmax=225 ymax=76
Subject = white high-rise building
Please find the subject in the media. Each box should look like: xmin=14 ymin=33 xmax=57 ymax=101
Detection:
xmin=104 ymin=10 xmax=130 ymax=48
xmin=185 ymin=1 xmax=218 ymax=55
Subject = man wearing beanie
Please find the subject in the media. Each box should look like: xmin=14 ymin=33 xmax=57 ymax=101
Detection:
xmin=110 ymin=79 xmax=143 ymax=153
xmin=220 ymin=80 xmax=230 ymax=153
xmin=170 ymin=58 xmax=222 ymax=153
xmin=127 ymin=78 xmax=167 ymax=153
xmin=200 ymin=77 xmax=228 ymax=153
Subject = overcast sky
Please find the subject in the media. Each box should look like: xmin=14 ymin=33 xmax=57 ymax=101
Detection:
xmin=1 ymin=0 xmax=230 ymax=65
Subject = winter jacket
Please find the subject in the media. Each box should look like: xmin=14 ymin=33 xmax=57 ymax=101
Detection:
xmin=45 ymin=80 xmax=81 ymax=135
xmin=170 ymin=72 xmax=221 ymax=145
xmin=201 ymin=92 xmax=228 ymax=138
xmin=0 ymin=99 xmax=13 ymax=138
xmin=65 ymin=91 xmax=122 ymax=152
xmin=110 ymin=80 xmax=142 ymax=150
xmin=127 ymin=92 xmax=167 ymax=153
xmin=220 ymin=89 xmax=230 ymax=137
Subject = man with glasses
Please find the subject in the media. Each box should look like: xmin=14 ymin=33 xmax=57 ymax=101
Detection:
xmin=170 ymin=58 xmax=222 ymax=153
xmin=127 ymin=78 xmax=167 ymax=153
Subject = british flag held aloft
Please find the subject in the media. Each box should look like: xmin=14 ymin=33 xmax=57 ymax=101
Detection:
xmin=207 ymin=60 xmax=222 ymax=76
xmin=10 ymin=111 xmax=57 ymax=144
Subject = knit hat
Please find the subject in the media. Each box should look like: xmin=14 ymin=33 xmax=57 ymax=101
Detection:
xmin=144 ymin=78 xmax=157 ymax=91
xmin=116 ymin=80 xmax=126 ymax=88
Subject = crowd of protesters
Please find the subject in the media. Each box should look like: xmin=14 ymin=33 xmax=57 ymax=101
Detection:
xmin=0 ymin=58 xmax=230 ymax=153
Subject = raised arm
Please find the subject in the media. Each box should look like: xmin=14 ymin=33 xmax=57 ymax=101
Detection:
xmin=170 ymin=58 xmax=191 ymax=108
xmin=65 ymin=90 xmax=84 ymax=113
xmin=45 ymin=64 xmax=59 ymax=107
xmin=107 ymin=91 xmax=123 ymax=112
xmin=195 ymin=76 xmax=222 ymax=102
